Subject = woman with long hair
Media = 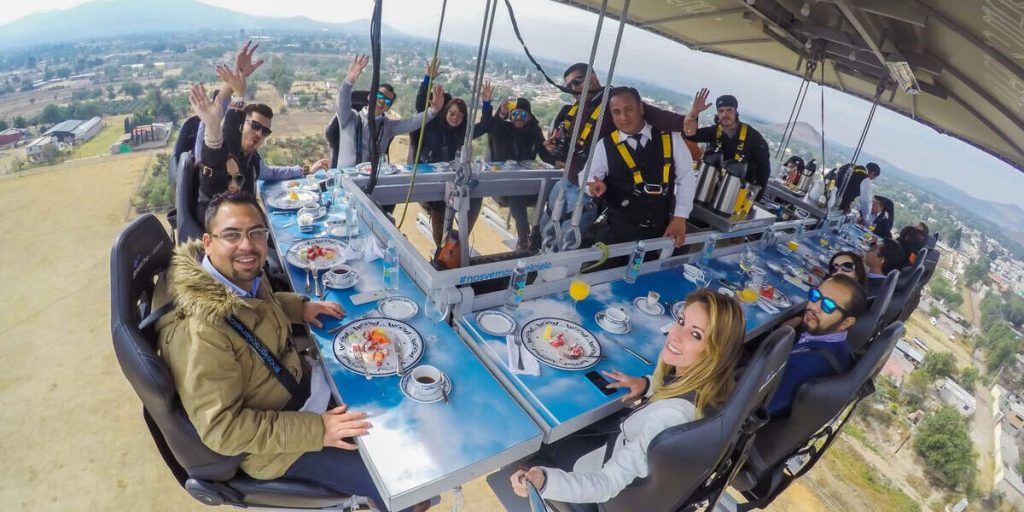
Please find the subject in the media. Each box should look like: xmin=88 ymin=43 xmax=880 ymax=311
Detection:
xmin=510 ymin=289 xmax=745 ymax=504
xmin=828 ymin=250 xmax=866 ymax=285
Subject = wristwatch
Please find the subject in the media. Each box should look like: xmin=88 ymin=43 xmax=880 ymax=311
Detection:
xmin=230 ymin=95 xmax=245 ymax=108
xmin=301 ymin=164 xmax=311 ymax=175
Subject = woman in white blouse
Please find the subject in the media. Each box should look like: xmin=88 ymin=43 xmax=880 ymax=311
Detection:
xmin=511 ymin=289 xmax=745 ymax=504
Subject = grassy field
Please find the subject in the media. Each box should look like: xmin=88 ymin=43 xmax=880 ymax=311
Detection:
xmin=70 ymin=114 xmax=129 ymax=159
xmin=822 ymin=439 xmax=921 ymax=512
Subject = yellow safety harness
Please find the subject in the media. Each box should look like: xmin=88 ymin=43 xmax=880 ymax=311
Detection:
xmin=562 ymin=100 xmax=603 ymax=146
xmin=715 ymin=123 xmax=749 ymax=161
xmin=610 ymin=130 xmax=673 ymax=196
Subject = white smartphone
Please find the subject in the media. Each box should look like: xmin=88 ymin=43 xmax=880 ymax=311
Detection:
xmin=350 ymin=289 xmax=386 ymax=306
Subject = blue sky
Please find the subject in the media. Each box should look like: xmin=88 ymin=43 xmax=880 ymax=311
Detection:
xmin=5 ymin=0 xmax=1023 ymax=207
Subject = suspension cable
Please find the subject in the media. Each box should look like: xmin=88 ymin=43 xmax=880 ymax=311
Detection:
xmin=503 ymin=0 xmax=573 ymax=95
xmin=776 ymin=55 xmax=819 ymax=160
xmin=363 ymin=0 xmax=384 ymax=195
xmin=560 ymin=0 xmax=633 ymax=252
xmin=396 ymin=0 xmax=449 ymax=229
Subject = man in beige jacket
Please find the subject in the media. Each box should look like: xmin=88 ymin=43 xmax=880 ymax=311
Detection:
xmin=156 ymin=192 xmax=404 ymax=508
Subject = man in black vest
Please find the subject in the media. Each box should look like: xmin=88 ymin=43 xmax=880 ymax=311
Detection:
xmin=683 ymin=89 xmax=771 ymax=200
xmin=585 ymin=87 xmax=696 ymax=247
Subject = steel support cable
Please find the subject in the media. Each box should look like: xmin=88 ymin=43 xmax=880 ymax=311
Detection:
xmin=440 ymin=0 xmax=499 ymax=260
xmin=776 ymin=57 xmax=819 ymax=160
xmin=396 ymin=0 xmax=449 ymax=229
xmin=835 ymin=79 xmax=886 ymax=208
xmin=364 ymin=0 xmax=384 ymax=195
xmin=539 ymin=0 xmax=610 ymax=254
xmin=561 ymin=0 xmax=633 ymax=252
xmin=503 ymin=0 xmax=573 ymax=95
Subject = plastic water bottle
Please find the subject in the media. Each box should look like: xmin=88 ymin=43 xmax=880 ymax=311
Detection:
xmin=701 ymin=234 xmax=717 ymax=267
xmin=796 ymin=222 xmax=805 ymax=240
xmin=505 ymin=259 xmax=528 ymax=309
xmin=346 ymin=200 xmax=358 ymax=241
xmin=383 ymin=238 xmax=400 ymax=292
xmin=760 ymin=227 xmax=776 ymax=251
xmin=624 ymin=240 xmax=645 ymax=284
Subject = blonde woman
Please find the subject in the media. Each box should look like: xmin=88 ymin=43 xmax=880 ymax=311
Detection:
xmin=511 ymin=289 xmax=745 ymax=504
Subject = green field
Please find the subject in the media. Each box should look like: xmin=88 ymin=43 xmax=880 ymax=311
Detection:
xmin=70 ymin=115 xmax=129 ymax=159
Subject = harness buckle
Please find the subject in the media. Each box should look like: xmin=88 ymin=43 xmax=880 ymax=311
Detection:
xmin=641 ymin=183 xmax=665 ymax=196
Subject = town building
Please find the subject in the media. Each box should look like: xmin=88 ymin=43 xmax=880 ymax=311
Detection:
xmin=0 ymin=128 xmax=24 ymax=149
xmin=42 ymin=116 xmax=102 ymax=144
xmin=937 ymin=377 xmax=976 ymax=417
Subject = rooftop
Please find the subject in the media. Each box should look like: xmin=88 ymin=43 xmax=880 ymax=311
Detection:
xmin=44 ymin=119 xmax=83 ymax=135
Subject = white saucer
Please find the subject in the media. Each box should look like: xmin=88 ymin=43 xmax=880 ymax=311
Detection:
xmin=399 ymin=372 xmax=452 ymax=404
xmin=632 ymin=296 xmax=665 ymax=316
xmin=595 ymin=311 xmax=631 ymax=334
xmin=717 ymin=287 xmax=736 ymax=297
xmin=323 ymin=270 xmax=359 ymax=289
xmin=378 ymin=296 xmax=419 ymax=320
xmin=476 ymin=310 xmax=517 ymax=336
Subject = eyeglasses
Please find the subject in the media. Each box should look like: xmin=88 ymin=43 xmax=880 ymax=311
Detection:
xmin=830 ymin=261 xmax=856 ymax=273
xmin=375 ymin=91 xmax=394 ymax=107
xmin=210 ymin=227 xmax=270 ymax=245
xmin=808 ymin=288 xmax=848 ymax=316
xmin=247 ymin=119 xmax=272 ymax=137
xmin=510 ymin=110 xmax=530 ymax=120
xmin=566 ymin=77 xmax=584 ymax=88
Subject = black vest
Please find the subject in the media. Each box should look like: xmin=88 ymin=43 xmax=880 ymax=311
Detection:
xmin=839 ymin=169 xmax=869 ymax=211
xmin=602 ymin=129 xmax=675 ymax=227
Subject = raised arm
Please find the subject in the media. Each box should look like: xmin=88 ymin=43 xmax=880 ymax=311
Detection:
xmin=683 ymin=88 xmax=711 ymax=137
xmin=469 ymin=81 xmax=494 ymax=139
xmin=336 ymin=55 xmax=368 ymax=127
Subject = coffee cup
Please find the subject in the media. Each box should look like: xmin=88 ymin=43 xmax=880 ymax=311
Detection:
xmin=646 ymin=291 xmax=660 ymax=307
xmin=326 ymin=264 xmax=357 ymax=288
xmin=410 ymin=365 xmax=444 ymax=397
xmin=683 ymin=264 xmax=705 ymax=283
xmin=297 ymin=212 xmax=315 ymax=233
xmin=603 ymin=307 xmax=629 ymax=328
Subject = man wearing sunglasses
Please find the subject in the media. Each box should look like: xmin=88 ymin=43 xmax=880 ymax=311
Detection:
xmin=767 ymin=275 xmax=866 ymax=417
xmin=192 ymin=42 xmax=331 ymax=212
xmin=335 ymin=54 xmax=445 ymax=168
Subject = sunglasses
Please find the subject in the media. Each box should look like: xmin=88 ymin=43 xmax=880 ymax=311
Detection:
xmin=248 ymin=119 xmax=272 ymax=137
xmin=375 ymin=91 xmax=394 ymax=106
xmin=227 ymin=173 xmax=245 ymax=188
xmin=210 ymin=227 xmax=270 ymax=245
xmin=510 ymin=110 xmax=530 ymax=120
xmin=808 ymin=288 xmax=848 ymax=316
xmin=830 ymin=261 xmax=856 ymax=273
xmin=566 ymin=77 xmax=584 ymax=88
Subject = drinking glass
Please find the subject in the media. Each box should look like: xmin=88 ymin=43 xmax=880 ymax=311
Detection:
xmin=424 ymin=291 xmax=450 ymax=344
xmin=739 ymin=246 xmax=758 ymax=272
xmin=568 ymin=278 xmax=590 ymax=322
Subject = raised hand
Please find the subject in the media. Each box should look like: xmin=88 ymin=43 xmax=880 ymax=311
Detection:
xmin=480 ymin=80 xmax=494 ymax=103
xmin=690 ymin=87 xmax=712 ymax=115
xmin=346 ymin=54 xmax=370 ymax=84
xmin=235 ymin=40 xmax=265 ymax=78
xmin=216 ymin=64 xmax=246 ymax=99
xmin=425 ymin=57 xmax=441 ymax=79
xmin=428 ymin=84 xmax=446 ymax=114
xmin=321 ymin=405 xmax=371 ymax=450
xmin=188 ymin=83 xmax=222 ymax=127
xmin=602 ymin=370 xmax=647 ymax=403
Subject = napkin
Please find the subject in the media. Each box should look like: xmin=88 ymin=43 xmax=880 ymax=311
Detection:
xmin=506 ymin=335 xmax=540 ymax=375
xmin=341 ymin=236 xmax=386 ymax=262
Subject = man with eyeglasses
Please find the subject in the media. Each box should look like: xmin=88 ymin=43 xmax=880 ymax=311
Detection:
xmin=335 ymin=54 xmax=445 ymax=168
xmin=768 ymin=275 xmax=866 ymax=417
xmin=863 ymin=237 xmax=905 ymax=299
xmin=157 ymin=191 xmax=424 ymax=511
xmin=193 ymin=42 xmax=330 ymax=214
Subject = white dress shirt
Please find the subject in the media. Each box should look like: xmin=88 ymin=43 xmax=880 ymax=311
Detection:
xmin=858 ymin=177 xmax=873 ymax=222
xmin=584 ymin=123 xmax=696 ymax=218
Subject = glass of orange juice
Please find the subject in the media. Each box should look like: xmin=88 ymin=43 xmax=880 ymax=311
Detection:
xmin=569 ymin=278 xmax=590 ymax=321
xmin=786 ymin=239 xmax=799 ymax=252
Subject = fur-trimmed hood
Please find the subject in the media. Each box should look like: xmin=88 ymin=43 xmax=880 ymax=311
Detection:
xmin=167 ymin=240 xmax=255 ymax=324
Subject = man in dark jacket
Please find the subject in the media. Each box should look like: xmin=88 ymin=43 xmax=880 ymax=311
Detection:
xmin=768 ymin=275 xmax=866 ymax=417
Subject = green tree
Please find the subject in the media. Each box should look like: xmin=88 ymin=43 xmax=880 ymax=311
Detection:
xmin=267 ymin=57 xmax=295 ymax=96
xmin=913 ymin=406 xmax=977 ymax=492
xmin=39 ymin=103 xmax=64 ymax=124
xmin=929 ymin=276 xmax=964 ymax=308
xmin=960 ymin=367 xmax=979 ymax=390
xmin=160 ymin=77 xmax=180 ymax=91
xmin=121 ymin=81 xmax=144 ymax=99
xmin=921 ymin=352 xmax=957 ymax=381
xmin=0 ymin=119 xmax=7 ymax=131
xmin=13 ymin=116 xmax=26 ymax=129
xmin=964 ymin=258 xmax=990 ymax=287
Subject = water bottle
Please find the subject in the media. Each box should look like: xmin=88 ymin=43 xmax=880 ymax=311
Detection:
xmin=795 ymin=222 xmax=805 ymax=240
xmin=505 ymin=259 xmax=528 ymax=309
xmin=346 ymin=200 xmax=358 ymax=240
xmin=624 ymin=240 xmax=645 ymax=284
xmin=383 ymin=238 xmax=400 ymax=292
xmin=701 ymin=234 xmax=717 ymax=267
xmin=760 ymin=227 xmax=776 ymax=251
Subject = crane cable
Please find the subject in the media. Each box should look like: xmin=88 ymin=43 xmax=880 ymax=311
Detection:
xmin=396 ymin=0 xmax=449 ymax=229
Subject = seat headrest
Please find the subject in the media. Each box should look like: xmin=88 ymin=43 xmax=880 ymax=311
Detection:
xmin=848 ymin=271 xmax=897 ymax=354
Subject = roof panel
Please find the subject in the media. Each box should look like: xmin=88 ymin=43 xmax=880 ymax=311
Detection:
xmin=551 ymin=0 xmax=1024 ymax=171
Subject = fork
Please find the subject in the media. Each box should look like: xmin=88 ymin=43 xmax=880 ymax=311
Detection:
xmin=304 ymin=264 xmax=312 ymax=293
xmin=513 ymin=333 xmax=525 ymax=371
xmin=311 ymin=263 xmax=321 ymax=297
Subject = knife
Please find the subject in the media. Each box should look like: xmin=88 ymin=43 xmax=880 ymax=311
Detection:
xmin=393 ymin=340 xmax=404 ymax=377
xmin=603 ymin=335 xmax=653 ymax=366
xmin=304 ymin=265 xmax=312 ymax=293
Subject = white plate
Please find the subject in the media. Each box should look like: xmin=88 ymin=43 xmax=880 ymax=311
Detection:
xmin=595 ymin=311 xmax=631 ymax=334
xmin=757 ymin=298 xmax=781 ymax=315
xmin=671 ymin=300 xmax=685 ymax=319
xmin=775 ymin=242 xmax=794 ymax=255
xmin=326 ymin=224 xmax=361 ymax=238
xmin=758 ymin=288 xmax=793 ymax=308
xmin=399 ymin=371 xmax=452 ymax=404
xmin=285 ymin=238 xmax=346 ymax=270
xmin=718 ymin=287 xmax=736 ymax=297
xmin=632 ymin=296 xmax=665 ymax=316
xmin=377 ymin=296 xmax=419 ymax=320
xmin=476 ymin=310 xmax=516 ymax=336
xmin=520 ymin=318 xmax=602 ymax=371
xmin=766 ymin=261 xmax=786 ymax=274
xmin=266 ymin=189 xmax=320 ymax=210
xmin=332 ymin=318 xmax=424 ymax=377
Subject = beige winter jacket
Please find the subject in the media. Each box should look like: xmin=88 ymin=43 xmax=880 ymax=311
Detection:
xmin=155 ymin=241 xmax=323 ymax=479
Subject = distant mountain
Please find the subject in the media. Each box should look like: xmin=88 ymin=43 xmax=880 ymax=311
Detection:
xmin=0 ymin=0 xmax=383 ymax=49
xmin=768 ymin=121 xmax=822 ymax=148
